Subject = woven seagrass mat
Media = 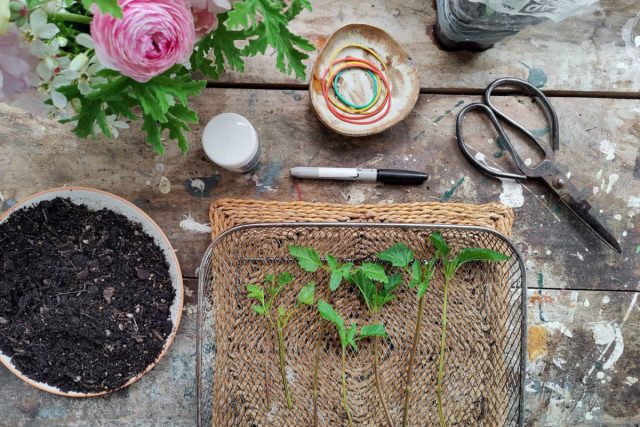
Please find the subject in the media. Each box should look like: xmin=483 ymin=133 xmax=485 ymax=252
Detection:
xmin=206 ymin=199 xmax=519 ymax=427
xmin=209 ymin=199 xmax=514 ymax=239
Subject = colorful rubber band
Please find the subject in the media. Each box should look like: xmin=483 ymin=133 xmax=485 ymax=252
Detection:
xmin=333 ymin=68 xmax=379 ymax=110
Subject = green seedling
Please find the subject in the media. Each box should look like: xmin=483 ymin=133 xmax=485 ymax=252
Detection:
xmin=246 ymin=272 xmax=316 ymax=409
xmin=376 ymin=243 xmax=437 ymax=427
xmin=288 ymin=245 xmax=355 ymax=426
xmin=317 ymin=300 xmax=387 ymax=427
xmin=430 ymin=233 xmax=509 ymax=427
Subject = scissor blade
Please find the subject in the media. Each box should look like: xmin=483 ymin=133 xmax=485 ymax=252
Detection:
xmin=560 ymin=194 xmax=622 ymax=253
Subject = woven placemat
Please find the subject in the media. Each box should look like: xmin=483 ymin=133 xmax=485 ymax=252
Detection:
xmin=209 ymin=199 xmax=514 ymax=239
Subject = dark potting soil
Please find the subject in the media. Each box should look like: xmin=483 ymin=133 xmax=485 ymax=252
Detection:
xmin=0 ymin=197 xmax=175 ymax=393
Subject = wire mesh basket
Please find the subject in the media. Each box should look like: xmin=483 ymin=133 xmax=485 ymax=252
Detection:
xmin=197 ymin=223 xmax=526 ymax=426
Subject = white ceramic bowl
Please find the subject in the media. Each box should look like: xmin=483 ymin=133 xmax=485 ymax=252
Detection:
xmin=0 ymin=187 xmax=184 ymax=397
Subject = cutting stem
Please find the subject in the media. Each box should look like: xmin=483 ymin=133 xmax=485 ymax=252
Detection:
xmin=276 ymin=325 xmax=293 ymax=409
xmin=402 ymin=294 xmax=425 ymax=426
xmin=436 ymin=279 xmax=451 ymax=427
xmin=341 ymin=347 xmax=354 ymax=426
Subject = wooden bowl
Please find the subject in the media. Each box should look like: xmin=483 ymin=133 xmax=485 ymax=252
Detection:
xmin=310 ymin=24 xmax=420 ymax=137
xmin=0 ymin=187 xmax=184 ymax=397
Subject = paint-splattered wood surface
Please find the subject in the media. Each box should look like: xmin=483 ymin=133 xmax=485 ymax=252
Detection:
xmin=213 ymin=0 xmax=640 ymax=94
xmin=0 ymin=89 xmax=639 ymax=424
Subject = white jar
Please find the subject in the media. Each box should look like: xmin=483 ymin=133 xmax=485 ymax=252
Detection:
xmin=202 ymin=113 xmax=261 ymax=173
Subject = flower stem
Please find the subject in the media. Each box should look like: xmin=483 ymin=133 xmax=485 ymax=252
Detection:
xmin=373 ymin=316 xmax=394 ymax=426
xmin=402 ymin=295 xmax=425 ymax=427
xmin=313 ymin=320 xmax=325 ymax=427
xmin=341 ymin=346 xmax=354 ymax=426
xmin=276 ymin=325 xmax=293 ymax=409
xmin=49 ymin=12 xmax=92 ymax=25
xmin=436 ymin=279 xmax=451 ymax=427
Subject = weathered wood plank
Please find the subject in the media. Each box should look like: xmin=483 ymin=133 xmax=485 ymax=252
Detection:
xmin=0 ymin=286 xmax=637 ymax=425
xmin=214 ymin=0 xmax=640 ymax=94
xmin=1 ymin=89 xmax=637 ymax=290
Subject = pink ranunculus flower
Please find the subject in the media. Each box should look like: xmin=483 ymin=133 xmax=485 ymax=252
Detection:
xmin=91 ymin=0 xmax=196 ymax=83
xmin=190 ymin=0 xmax=237 ymax=37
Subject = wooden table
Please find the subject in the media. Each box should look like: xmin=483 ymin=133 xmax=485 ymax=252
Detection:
xmin=1 ymin=1 xmax=639 ymax=425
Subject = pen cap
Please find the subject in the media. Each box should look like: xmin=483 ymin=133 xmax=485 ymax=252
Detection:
xmin=202 ymin=113 xmax=261 ymax=173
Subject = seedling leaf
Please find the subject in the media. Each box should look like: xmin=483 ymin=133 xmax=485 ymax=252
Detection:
xmin=377 ymin=243 xmax=414 ymax=268
xmin=278 ymin=306 xmax=286 ymax=317
xmin=317 ymin=300 xmax=344 ymax=329
xmin=430 ymin=232 xmax=450 ymax=258
xmin=246 ymin=284 xmax=265 ymax=305
xmin=329 ymin=271 xmax=343 ymax=292
xmin=278 ymin=272 xmax=295 ymax=286
xmin=351 ymin=270 xmax=376 ymax=310
xmin=360 ymin=323 xmax=387 ymax=338
xmin=297 ymin=282 xmax=316 ymax=306
xmin=252 ymin=304 xmax=266 ymax=315
xmin=359 ymin=263 xmax=389 ymax=283
xmin=346 ymin=322 xmax=358 ymax=350
xmin=288 ymin=245 xmax=323 ymax=272
xmin=409 ymin=260 xmax=422 ymax=289
xmin=417 ymin=258 xmax=437 ymax=298
xmin=325 ymin=253 xmax=339 ymax=270
xmin=455 ymin=248 xmax=510 ymax=265
xmin=383 ymin=273 xmax=403 ymax=294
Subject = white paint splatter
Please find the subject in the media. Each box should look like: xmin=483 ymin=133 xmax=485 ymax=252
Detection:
xmin=566 ymin=171 xmax=572 ymax=179
xmin=574 ymin=252 xmax=584 ymax=261
xmin=602 ymin=295 xmax=610 ymax=304
xmin=593 ymin=186 xmax=599 ymax=195
xmin=343 ymin=187 xmax=366 ymax=205
xmin=596 ymin=169 xmax=603 ymax=180
xmin=616 ymin=62 xmax=627 ymax=69
xmin=525 ymin=158 xmax=532 ymax=166
xmin=545 ymin=321 xmax=573 ymax=338
xmin=585 ymin=412 xmax=594 ymax=420
xmin=605 ymin=174 xmax=619 ymax=194
xmin=584 ymin=298 xmax=590 ymax=307
xmin=592 ymin=322 xmax=616 ymax=345
xmin=623 ymin=231 xmax=628 ymax=237
xmin=614 ymin=214 xmax=622 ymax=221
xmin=525 ymin=382 xmax=537 ymax=393
xmin=159 ymin=176 xmax=171 ymax=194
xmin=546 ymin=249 xmax=552 ymax=255
xmin=596 ymin=371 xmax=605 ymax=379
xmin=628 ymin=196 xmax=640 ymax=208
xmin=599 ymin=140 xmax=616 ymax=160
xmin=179 ymin=214 xmax=212 ymax=234
xmin=635 ymin=35 xmax=640 ymax=48
xmin=625 ymin=376 xmax=638 ymax=386
xmin=190 ymin=178 xmax=206 ymax=193
xmin=0 ymin=192 xmax=4 ymax=202
xmin=602 ymin=324 xmax=624 ymax=370
xmin=553 ymin=358 xmax=567 ymax=369
xmin=499 ymin=179 xmax=524 ymax=208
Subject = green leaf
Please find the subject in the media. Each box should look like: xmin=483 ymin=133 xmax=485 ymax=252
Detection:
xmin=288 ymin=245 xmax=323 ymax=272
xmin=317 ymin=300 xmax=346 ymax=346
xmin=252 ymin=304 xmax=266 ymax=315
xmin=360 ymin=323 xmax=387 ymax=338
xmin=346 ymin=322 xmax=358 ymax=351
xmin=409 ymin=260 xmax=422 ymax=289
xmin=82 ymin=0 xmax=122 ymax=18
xmin=430 ymin=232 xmax=450 ymax=258
xmin=142 ymin=114 xmax=164 ymax=155
xmin=325 ymin=253 xmax=339 ymax=270
xmin=278 ymin=272 xmax=294 ymax=287
xmin=192 ymin=12 xmax=246 ymax=80
xmin=278 ymin=306 xmax=286 ymax=318
xmin=226 ymin=0 xmax=314 ymax=80
xmin=327 ymin=256 xmax=353 ymax=292
xmin=246 ymin=283 xmax=265 ymax=305
xmin=297 ymin=282 xmax=315 ymax=306
xmin=358 ymin=263 xmax=388 ymax=283
xmin=377 ymin=243 xmax=414 ymax=268
xmin=383 ymin=273 xmax=403 ymax=294
xmin=350 ymin=270 xmax=376 ymax=310
xmin=372 ymin=293 xmax=396 ymax=309
xmin=454 ymin=248 xmax=510 ymax=265
xmin=329 ymin=271 xmax=343 ymax=292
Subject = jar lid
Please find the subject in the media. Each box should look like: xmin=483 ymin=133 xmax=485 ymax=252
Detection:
xmin=202 ymin=113 xmax=259 ymax=171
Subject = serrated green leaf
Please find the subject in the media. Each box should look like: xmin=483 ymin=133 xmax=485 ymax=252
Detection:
xmin=278 ymin=271 xmax=294 ymax=286
xmin=360 ymin=323 xmax=387 ymax=338
xmin=417 ymin=258 xmax=437 ymax=298
xmin=141 ymin=114 xmax=164 ymax=155
xmin=377 ymin=243 xmax=414 ymax=268
xmin=252 ymin=304 xmax=266 ymax=315
xmin=358 ymin=263 xmax=388 ymax=283
xmin=297 ymin=282 xmax=315 ymax=305
xmin=350 ymin=270 xmax=376 ymax=311
xmin=455 ymin=248 xmax=510 ymax=265
xmin=329 ymin=270 xmax=343 ymax=292
xmin=82 ymin=0 xmax=122 ymax=18
xmin=246 ymin=283 xmax=265 ymax=305
xmin=325 ymin=253 xmax=339 ymax=270
xmin=192 ymin=11 xmax=246 ymax=80
xmin=278 ymin=306 xmax=286 ymax=317
xmin=288 ymin=245 xmax=323 ymax=272
xmin=383 ymin=273 xmax=403 ymax=294
xmin=409 ymin=260 xmax=422 ymax=289
xmin=430 ymin=232 xmax=450 ymax=258
xmin=318 ymin=300 xmax=346 ymax=346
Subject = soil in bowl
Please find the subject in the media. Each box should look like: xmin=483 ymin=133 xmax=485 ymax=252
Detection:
xmin=0 ymin=197 xmax=175 ymax=394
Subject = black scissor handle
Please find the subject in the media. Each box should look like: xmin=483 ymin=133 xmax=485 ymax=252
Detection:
xmin=484 ymin=77 xmax=560 ymax=153
xmin=456 ymin=103 xmax=528 ymax=180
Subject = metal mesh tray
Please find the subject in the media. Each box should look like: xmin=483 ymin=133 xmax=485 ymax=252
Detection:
xmin=197 ymin=223 xmax=526 ymax=426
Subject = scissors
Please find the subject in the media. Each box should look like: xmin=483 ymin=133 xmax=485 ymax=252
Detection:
xmin=455 ymin=77 xmax=622 ymax=253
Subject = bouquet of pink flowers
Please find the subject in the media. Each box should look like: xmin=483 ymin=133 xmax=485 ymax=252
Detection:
xmin=0 ymin=0 xmax=313 ymax=154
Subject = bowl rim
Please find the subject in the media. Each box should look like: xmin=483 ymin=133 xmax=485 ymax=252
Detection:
xmin=0 ymin=186 xmax=184 ymax=398
xmin=309 ymin=23 xmax=421 ymax=137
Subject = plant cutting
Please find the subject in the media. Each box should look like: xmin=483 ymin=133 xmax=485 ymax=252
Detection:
xmin=429 ymin=232 xmax=509 ymax=427
xmin=288 ymin=245 xmax=354 ymax=426
xmin=317 ymin=300 xmax=387 ymax=427
xmin=0 ymin=0 xmax=313 ymax=154
xmin=246 ymin=272 xmax=316 ymax=409
xmin=374 ymin=243 xmax=437 ymax=427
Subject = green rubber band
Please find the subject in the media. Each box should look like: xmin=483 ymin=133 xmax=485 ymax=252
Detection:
xmin=333 ymin=68 xmax=379 ymax=110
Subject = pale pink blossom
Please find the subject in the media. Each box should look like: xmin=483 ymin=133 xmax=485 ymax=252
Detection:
xmin=0 ymin=27 xmax=38 ymax=101
xmin=190 ymin=0 xmax=236 ymax=37
xmin=91 ymin=0 xmax=196 ymax=82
